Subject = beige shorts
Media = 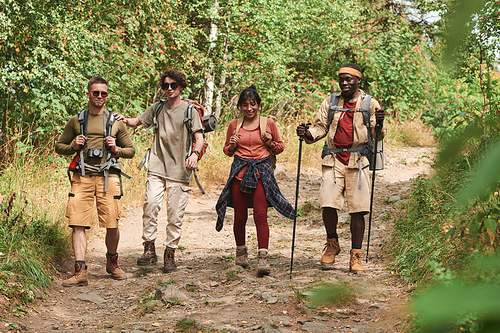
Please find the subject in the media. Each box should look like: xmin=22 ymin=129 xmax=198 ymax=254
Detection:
xmin=66 ymin=173 xmax=121 ymax=229
xmin=319 ymin=162 xmax=371 ymax=214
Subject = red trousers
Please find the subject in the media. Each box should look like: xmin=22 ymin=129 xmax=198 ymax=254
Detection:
xmin=231 ymin=178 xmax=269 ymax=249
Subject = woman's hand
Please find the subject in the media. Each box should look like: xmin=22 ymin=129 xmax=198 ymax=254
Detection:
xmin=261 ymin=133 xmax=274 ymax=149
xmin=229 ymin=134 xmax=240 ymax=152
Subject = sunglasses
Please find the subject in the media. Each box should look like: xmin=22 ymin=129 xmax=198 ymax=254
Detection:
xmin=92 ymin=91 xmax=108 ymax=98
xmin=162 ymin=82 xmax=178 ymax=90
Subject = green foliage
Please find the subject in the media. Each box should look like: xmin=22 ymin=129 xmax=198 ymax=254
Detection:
xmin=1 ymin=0 xmax=451 ymax=156
xmin=0 ymin=193 xmax=66 ymax=303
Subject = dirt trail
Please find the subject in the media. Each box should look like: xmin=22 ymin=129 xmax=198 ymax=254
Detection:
xmin=13 ymin=145 xmax=435 ymax=333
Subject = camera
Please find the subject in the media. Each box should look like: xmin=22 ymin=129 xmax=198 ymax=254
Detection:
xmin=87 ymin=148 xmax=103 ymax=158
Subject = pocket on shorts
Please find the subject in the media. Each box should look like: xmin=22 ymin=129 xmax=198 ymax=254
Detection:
xmin=180 ymin=184 xmax=191 ymax=193
xmin=65 ymin=193 xmax=75 ymax=218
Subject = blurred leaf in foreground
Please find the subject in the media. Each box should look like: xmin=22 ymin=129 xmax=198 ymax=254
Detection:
xmin=444 ymin=0 xmax=487 ymax=65
xmin=457 ymin=139 xmax=500 ymax=206
xmin=309 ymin=283 xmax=354 ymax=306
xmin=414 ymin=256 xmax=500 ymax=332
xmin=436 ymin=124 xmax=483 ymax=167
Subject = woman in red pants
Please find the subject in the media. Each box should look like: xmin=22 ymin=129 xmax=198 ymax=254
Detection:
xmin=215 ymin=85 xmax=294 ymax=276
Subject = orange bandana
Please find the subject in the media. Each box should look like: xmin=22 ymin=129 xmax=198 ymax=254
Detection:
xmin=338 ymin=67 xmax=362 ymax=78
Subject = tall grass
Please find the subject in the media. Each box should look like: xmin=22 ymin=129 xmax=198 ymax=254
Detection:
xmin=385 ymin=117 xmax=436 ymax=147
xmin=0 ymin=146 xmax=69 ymax=303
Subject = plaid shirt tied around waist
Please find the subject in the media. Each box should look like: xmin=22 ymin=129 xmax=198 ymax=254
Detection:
xmin=215 ymin=155 xmax=295 ymax=232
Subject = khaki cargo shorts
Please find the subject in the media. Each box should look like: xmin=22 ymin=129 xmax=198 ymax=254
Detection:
xmin=66 ymin=173 xmax=121 ymax=229
xmin=319 ymin=162 xmax=371 ymax=214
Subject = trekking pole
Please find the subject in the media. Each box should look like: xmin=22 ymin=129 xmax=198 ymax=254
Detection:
xmin=290 ymin=123 xmax=310 ymax=279
xmin=366 ymin=121 xmax=382 ymax=262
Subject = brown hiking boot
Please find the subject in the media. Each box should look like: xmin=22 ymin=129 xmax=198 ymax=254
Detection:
xmin=62 ymin=263 xmax=88 ymax=287
xmin=257 ymin=249 xmax=271 ymax=277
xmin=137 ymin=240 xmax=158 ymax=266
xmin=163 ymin=247 xmax=177 ymax=273
xmin=321 ymin=238 xmax=341 ymax=270
xmin=235 ymin=247 xmax=249 ymax=268
xmin=349 ymin=249 xmax=366 ymax=273
xmin=106 ymin=253 xmax=127 ymax=280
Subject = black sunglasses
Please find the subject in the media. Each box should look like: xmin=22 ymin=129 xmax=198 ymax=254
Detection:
xmin=92 ymin=91 xmax=108 ymax=98
xmin=162 ymin=82 xmax=178 ymax=90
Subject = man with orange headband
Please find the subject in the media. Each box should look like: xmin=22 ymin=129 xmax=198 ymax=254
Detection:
xmin=296 ymin=63 xmax=386 ymax=273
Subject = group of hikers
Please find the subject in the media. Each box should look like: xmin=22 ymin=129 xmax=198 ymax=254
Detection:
xmin=55 ymin=63 xmax=386 ymax=287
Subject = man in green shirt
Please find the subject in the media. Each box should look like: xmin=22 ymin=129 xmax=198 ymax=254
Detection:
xmin=55 ymin=77 xmax=135 ymax=286
xmin=115 ymin=70 xmax=204 ymax=273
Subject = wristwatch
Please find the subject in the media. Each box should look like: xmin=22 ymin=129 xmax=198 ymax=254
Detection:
xmin=193 ymin=150 xmax=200 ymax=157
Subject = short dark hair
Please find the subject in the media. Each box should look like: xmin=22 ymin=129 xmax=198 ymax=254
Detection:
xmin=237 ymin=85 xmax=261 ymax=109
xmin=341 ymin=63 xmax=363 ymax=76
xmin=87 ymin=77 xmax=108 ymax=91
xmin=159 ymin=69 xmax=188 ymax=89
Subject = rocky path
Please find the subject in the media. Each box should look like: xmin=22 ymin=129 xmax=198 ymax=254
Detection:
xmin=14 ymin=145 xmax=435 ymax=333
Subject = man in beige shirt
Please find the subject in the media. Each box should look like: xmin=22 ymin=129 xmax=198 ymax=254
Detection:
xmin=297 ymin=63 xmax=386 ymax=273
xmin=115 ymin=70 xmax=204 ymax=273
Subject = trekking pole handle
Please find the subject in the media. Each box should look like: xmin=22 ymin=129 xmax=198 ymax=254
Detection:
xmin=299 ymin=123 xmax=311 ymax=141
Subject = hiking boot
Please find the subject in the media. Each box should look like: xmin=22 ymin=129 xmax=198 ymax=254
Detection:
xmin=235 ymin=247 xmax=249 ymax=268
xmin=349 ymin=249 xmax=366 ymax=273
xmin=106 ymin=253 xmax=127 ymax=280
xmin=62 ymin=263 xmax=88 ymax=287
xmin=163 ymin=247 xmax=177 ymax=273
xmin=137 ymin=240 xmax=158 ymax=266
xmin=321 ymin=238 xmax=341 ymax=270
xmin=257 ymin=249 xmax=271 ymax=277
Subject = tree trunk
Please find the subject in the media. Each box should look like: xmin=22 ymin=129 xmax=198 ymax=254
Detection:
xmin=215 ymin=21 xmax=230 ymax=120
xmin=204 ymin=0 xmax=219 ymax=116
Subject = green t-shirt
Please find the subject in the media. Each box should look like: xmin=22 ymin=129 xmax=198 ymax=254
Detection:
xmin=55 ymin=111 xmax=135 ymax=175
xmin=138 ymin=101 xmax=203 ymax=183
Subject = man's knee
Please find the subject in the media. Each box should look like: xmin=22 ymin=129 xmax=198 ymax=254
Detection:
xmin=72 ymin=226 xmax=87 ymax=234
xmin=350 ymin=212 xmax=365 ymax=224
xmin=322 ymin=207 xmax=338 ymax=222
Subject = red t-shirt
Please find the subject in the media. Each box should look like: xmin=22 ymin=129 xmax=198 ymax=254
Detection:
xmin=333 ymin=100 xmax=356 ymax=165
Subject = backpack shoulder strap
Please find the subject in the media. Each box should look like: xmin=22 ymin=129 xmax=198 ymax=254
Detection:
xmin=360 ymin=95 xmax=372 ymax=128
xmin=328 ymin=93 xmax=341 ymax=126
xmin=259 ymin=116 xmax=267 ymax=137
xmin=235 ymin=117 xmax=244 ymax=136
xmin=184 ymin=103 xmax=194 ymax=134
xmin=153 ymin=100 xmax=166 ymax=130
xmin=78 ymin=109 xmax=88 ymax=136
xmin=105 ymin=109 xmax=115 ymax=137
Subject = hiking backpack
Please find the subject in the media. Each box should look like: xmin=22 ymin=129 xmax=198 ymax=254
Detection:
xmin=321 ymin=93 xmax=386 ymax=172
xmin=234 ymin=116 xmax=277 ymax=169
xmin=67 ymin=109 xmax=131 ymax=197
xmin=137 ymin=99 xmax=218 ymax=194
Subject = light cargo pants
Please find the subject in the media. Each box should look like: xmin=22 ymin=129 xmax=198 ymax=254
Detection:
xmin=142 ymin=174 xmax=190 ymax=248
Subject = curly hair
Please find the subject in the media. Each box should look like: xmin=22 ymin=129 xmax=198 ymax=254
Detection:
xmin=159 ymin=69 xmax=188 ymax=89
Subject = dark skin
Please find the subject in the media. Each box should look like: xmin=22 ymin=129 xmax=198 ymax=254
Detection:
xmin=296 ymin=72 xmax=385 ymax=245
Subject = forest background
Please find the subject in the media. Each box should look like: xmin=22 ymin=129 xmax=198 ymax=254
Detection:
xmin=1 ymin=0 xmax=500 ymax=331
